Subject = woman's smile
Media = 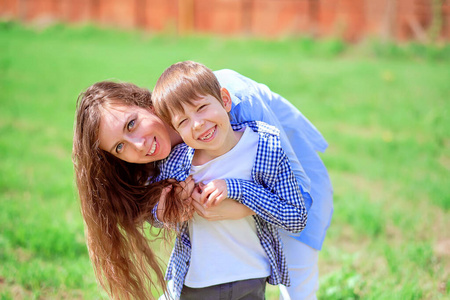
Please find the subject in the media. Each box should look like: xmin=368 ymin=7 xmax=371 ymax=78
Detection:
xmin=98 ymin=104 xmax=173 ymax=164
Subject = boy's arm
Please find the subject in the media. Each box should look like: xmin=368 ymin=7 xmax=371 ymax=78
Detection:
xmin=225 ymin=149 xmax=309 ymax=233
xmin=148 ymin=145 xmax=196 ymax=227
xmin=151 ymin=202 xmax=166 ymax=228
xmin=149 ymin=178 xmax=195 ymax=228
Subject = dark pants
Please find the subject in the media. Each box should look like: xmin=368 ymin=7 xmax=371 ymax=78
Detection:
xmin=180 ymin=277 xmax=267 ymax=300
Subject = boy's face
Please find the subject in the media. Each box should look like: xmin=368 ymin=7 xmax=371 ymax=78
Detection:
xmin=98 ymin=103 xmax=173 ymax=164
xmin=171 ymin=88 xmax=236 ymax=159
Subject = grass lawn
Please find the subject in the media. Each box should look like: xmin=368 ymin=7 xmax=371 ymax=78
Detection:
xmin=0 ymin=21 xmax=449 ymax=299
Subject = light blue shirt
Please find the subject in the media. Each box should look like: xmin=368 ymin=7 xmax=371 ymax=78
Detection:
xmin=215 ymin=69 xmax=333 ymax=250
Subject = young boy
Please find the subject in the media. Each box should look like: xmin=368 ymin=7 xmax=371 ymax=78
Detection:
xmin=151 ymin=61 xmax=310 ymax=299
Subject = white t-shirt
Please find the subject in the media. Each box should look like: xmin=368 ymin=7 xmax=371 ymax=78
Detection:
xmin=184 ymin=127 xmax=271 ymax=288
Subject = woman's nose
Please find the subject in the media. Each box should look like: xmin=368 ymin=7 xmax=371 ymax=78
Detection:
xmin=129 ymin=136 xmax=146 ymax=151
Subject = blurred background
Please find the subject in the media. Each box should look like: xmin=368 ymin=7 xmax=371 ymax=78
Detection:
xmin=1 ymin=0 xmax=449 ymax=299
xmin=1 ymin=0 xmax=450 ymax=42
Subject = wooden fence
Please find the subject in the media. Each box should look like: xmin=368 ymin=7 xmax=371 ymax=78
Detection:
xmin=1 ymin=0 xmax=449 ymax=42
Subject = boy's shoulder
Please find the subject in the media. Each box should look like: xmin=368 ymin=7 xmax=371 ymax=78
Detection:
xmin=159 ymin=142 xmax=190 ymax=163
xmin=232 ymin=121 xmax=283 ymax=158
xmin=157 ymin=143 xmax=193 ymax=178
xmin=232 ymin=120 xmax=280 ymax=137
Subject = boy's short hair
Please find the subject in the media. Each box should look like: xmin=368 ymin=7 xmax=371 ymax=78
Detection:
xmin=153 ymin=61 xmax=223 ymax=126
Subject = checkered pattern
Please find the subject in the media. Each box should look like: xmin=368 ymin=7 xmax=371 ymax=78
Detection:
xmin=152 ymin=121 xmax=308 ymax=299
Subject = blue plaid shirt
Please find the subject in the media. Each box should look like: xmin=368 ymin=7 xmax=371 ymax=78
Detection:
xmin=216 ymin=69 xmax=333 ymax=251
xmin=152 ymin=121 xmax=309 ymax=299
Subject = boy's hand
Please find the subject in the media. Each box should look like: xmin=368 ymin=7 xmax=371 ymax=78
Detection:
xmin=156 ymin=185 xmax=171 ymax=222
xmin=174 ymin=176 xmax=195 ymax=221
xmin=174 ymin=176 xmax=195 ymax=204
xmin=156 ymin=176 xmax=195 ymax=222
xmin=197 ymin=179 xmax=228 ymax=208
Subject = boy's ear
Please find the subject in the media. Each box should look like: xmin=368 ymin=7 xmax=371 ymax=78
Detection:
xmin=221 ymin=87 xmax=232 ymax=112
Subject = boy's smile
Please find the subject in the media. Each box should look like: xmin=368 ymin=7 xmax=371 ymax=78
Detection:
xmin=172 ymin=89 xmax=242 ymax=164
xmin=198 ymin=125 xmax=216 ymax=141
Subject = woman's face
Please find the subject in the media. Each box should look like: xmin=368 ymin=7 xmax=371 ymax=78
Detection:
xmin=98 ymin=103 xmax=173 ymax=164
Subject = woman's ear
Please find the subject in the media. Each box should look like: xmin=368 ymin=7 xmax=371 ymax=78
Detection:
xmin=221 ymin=87 xmax=232 ymax=112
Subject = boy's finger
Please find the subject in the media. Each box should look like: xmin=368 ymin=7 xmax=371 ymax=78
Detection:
xmin=160 ymin=185 xmax=173 ymax=202
xmin=187 ymin=175 xmax=195 ymax=184
xmin=191 ymin=199 xmax=203 ymax=211
xmin=181 ymin=180 xmax=195 ymax=199
xmin=209 ymin=192 xmax=225 ymax=207
xmin=199 ymin=187 xmax=211 ymax=204
xmin=157 ymin=185 xmax=173 ymax=221
xmin=205 ymin=190 xmax=220 ymax=207
xmin=210 ymin=194 xmax=221 ymax=207
xmin=186 ymin=177 xmax=195 ymax=191
xmin=191 ymin=186 xmax=202 ymax=200
xmin=213 ymin=194 xmax=226 ymax=207
xmin=163 ymin=185 xmax=173 ymax=194
xmin=175 ymin=179 xmax=196 ymax=200
xmin=191 ymin=199 xmax=206 ymax=217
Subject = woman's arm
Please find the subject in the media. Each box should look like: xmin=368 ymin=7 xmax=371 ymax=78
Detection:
xmin=216 ymin=69 xmax=313 ymax=211
xmin=192 ymin=197 xmax=255 ymax=221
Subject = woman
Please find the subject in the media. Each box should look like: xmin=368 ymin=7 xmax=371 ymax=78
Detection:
xmin=73 ymin=64 xmax=333 ymax=300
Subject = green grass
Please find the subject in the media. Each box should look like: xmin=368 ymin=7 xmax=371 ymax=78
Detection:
xmin=0 ymin=21 xmax=449 ymax=299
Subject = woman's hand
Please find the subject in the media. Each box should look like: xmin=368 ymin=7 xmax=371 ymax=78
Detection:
xmin=192 ymin=198 xmax=255 ymax=221
xmin=191 ymin=184 xmax=255 ymax=221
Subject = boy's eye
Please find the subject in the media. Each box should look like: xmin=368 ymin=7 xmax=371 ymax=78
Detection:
xmin=198 ymin=104 xmax=207 ymax=111
xmin=127 ymin=119 xmax=135 ymax=131
xmin=177 ymin=119 xmax=187 ymax=128
xmin=116 ymin=142 xmax=124 ymax=153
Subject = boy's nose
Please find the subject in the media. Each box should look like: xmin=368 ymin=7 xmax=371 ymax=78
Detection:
xmin=193 ymin=118 xmax=205 ymax=130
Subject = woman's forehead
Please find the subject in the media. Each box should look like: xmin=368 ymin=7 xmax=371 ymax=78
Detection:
xmin=102 ymin=102 xmax=153 ymax=115
xmin=102 ymin=101 xmax=134 ymax=112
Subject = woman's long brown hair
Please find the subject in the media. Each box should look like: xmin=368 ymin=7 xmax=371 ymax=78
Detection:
xmin=73 ymin=81 xmax=190 ymax=299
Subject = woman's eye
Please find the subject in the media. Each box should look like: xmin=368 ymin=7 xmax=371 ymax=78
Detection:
xmin=127 ymin=120 xmax=135 ymax=131
xmin=116 ymin=143 xmax=124 ymax=153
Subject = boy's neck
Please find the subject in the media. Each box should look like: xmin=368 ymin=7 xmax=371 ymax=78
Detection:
xmin=192 ymin=129 xmax=244 ymax=166
xmin=168 ymin=125 xmax=184 ymax=147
